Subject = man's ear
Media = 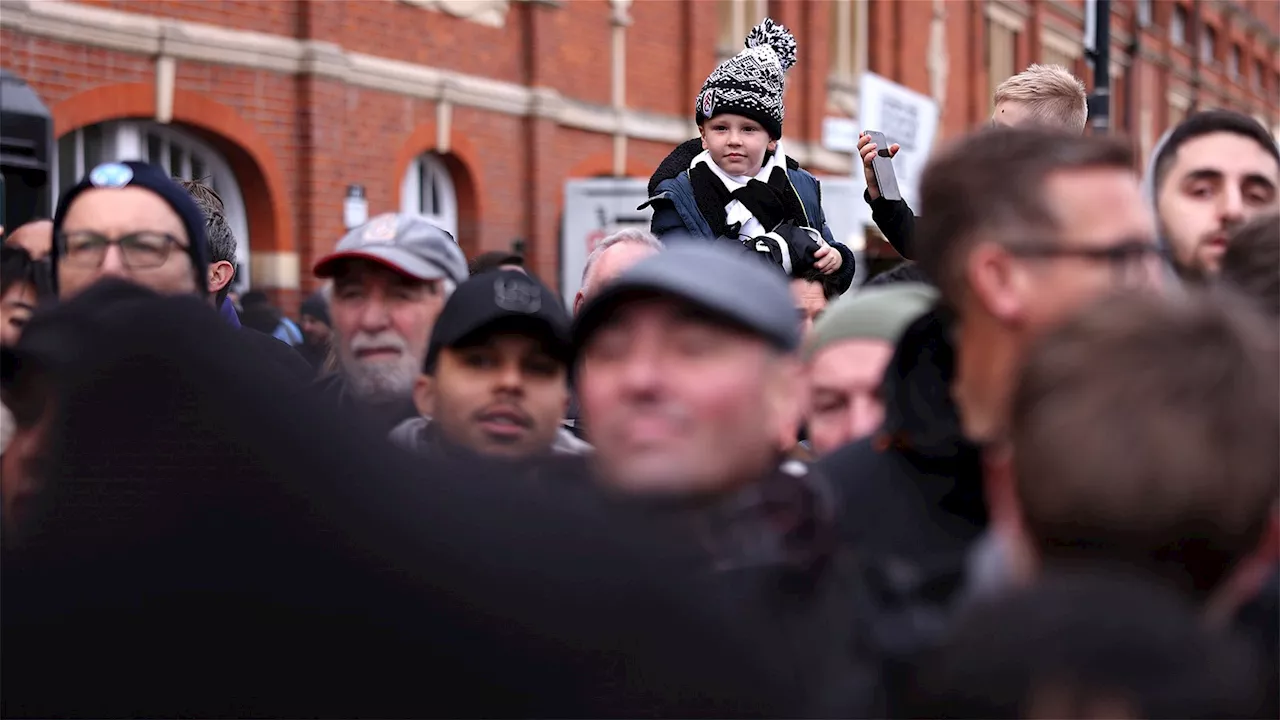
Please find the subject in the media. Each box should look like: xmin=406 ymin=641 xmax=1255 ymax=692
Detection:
xmin=573 ymin=290 xmax=586 ymax=316
xmin=765 ymin=355 xmax=804 ymax=450
xmin=966 ymin=241 xmax=1026 ymax=324
xmin=767 ymin=139 xmax=778 ymax=152
xmin=698 ymin=124 xmax=709 ymax=151
xmin=207 ymin=260 xmax=236 ymax=295
xmin=413 ymin=374 xmax=435 ymax=418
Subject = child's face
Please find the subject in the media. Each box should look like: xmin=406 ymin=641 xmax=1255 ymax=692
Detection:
xmin=699 ymin=114 xmax=777 ymax=176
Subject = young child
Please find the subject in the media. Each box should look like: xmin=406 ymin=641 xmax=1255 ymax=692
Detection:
xmin=643 ymin=18 xmax=855 ymax=294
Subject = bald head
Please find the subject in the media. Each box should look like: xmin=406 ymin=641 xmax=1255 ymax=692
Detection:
xmin=5 ymin=220 xmax=53 ymax=262
xmin=574 ymin=230 xmax=662 ymax=314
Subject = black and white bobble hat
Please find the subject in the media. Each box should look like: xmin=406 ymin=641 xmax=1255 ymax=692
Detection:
xmin=695 ymin=18 xmax=798 ymax=140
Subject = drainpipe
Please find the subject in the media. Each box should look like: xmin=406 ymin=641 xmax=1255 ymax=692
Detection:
xmin=1087 ymin=0 xmax=1112 ymax=134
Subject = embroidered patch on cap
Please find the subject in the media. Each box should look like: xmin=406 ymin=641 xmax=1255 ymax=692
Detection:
xmin=88 ymin=163 xmax=134 ymax=189
xmin=494 ymin=276 xmax=541 ymax=314
xmin=701 ymin=90 xmax=715 ymax=117
xmin=360 ymin=214 xmax=400 ymax=244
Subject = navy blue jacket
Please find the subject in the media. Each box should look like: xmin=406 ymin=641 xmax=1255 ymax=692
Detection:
xmin=642 ymin=140 xmax=857 ymax=294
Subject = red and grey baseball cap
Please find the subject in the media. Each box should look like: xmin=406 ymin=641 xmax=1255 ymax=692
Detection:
xmin=313 ymin=213 xmax=467 ymax=285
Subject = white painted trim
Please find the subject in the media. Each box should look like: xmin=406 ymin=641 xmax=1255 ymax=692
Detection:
xmin=985 ymin=2 xmax=1028 ymax=33
xmin=1167 ymin=90 xmax=1193 ymax=111
xmin=0 ymin=0 xmax=851 ymax=173
xmin=1040 ymin=25 xmax=1084 ymax=60
xmin=251 ymin=251 xmax=300 ymax=291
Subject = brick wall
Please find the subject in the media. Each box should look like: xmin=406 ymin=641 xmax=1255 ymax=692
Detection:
xmin=4 ymin=0 xmax=1279 ymax=313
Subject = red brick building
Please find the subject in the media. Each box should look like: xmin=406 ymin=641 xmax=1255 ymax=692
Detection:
xmin=2 ymin=0 xmax=1277 ymax=306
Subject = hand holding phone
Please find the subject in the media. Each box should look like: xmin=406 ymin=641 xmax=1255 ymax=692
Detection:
xmin=860 ymin=131 xmax=902 ymax=202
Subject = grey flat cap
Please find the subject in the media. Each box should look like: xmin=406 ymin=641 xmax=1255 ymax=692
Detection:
xmin=573 ymin=240 xmax=800 ymax=353
xmin=314 ymin=213 xmax=467 ymax=285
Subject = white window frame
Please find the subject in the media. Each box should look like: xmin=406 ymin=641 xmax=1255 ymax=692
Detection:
xmin=1170 ymin=5 xmax=1188 ymax=46
xmin=400 ymin=152 xmax=459 ymax=239
xmin=54 ymin=121 xmax=252 ymax=289
xmin=1200 ymin=25 xmax=1217 ymax=64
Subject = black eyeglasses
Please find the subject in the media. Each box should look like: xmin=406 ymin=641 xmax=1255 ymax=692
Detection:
xmin=1007 ymin=240 xmax=1168 ymax=285
xmin=57 ymin=231 xmax=186 ymax=270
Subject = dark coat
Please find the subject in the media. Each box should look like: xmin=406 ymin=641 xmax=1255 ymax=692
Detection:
xmin=864 ymin=189 xmax=916 ymax=260
xmin=644 ymin=139 xmax=857 ymax=294
xmin=816 ymin=306 xmax=987 ymax=703
xmin=2 ymin=281 xmax=801 ymax=718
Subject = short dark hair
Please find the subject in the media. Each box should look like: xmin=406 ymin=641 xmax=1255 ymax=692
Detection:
xmin=914 ymin=127 xmax=1135 ymax=307
xmin=0 ymin=245 xmax=52 ymax=302
xmin=865 ymin=261 xmax=930 ymax=287
xmin=1220 ymin=212 xmax=1280 ymax=319
xmin=1152 ymin=110 xmax=1280 ymax=195
xmin=907 ymin=570 xmax=1268 ymax=719
xmin=469 ymin=250 xmax=524 ymax=277
xmin=1012 ymin=290 xmax=1279 ymax=599
xmin=800 ymin=269 xmax=839 ymax=301
xmin=177 ymin=179 xmax=237 ymax=305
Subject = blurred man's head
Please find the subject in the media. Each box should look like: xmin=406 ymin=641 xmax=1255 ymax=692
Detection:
xmin=790 ymin=272 xmax=837 ymax=338
xmin=1011 ymin=291 xmax=1279 ymax=600
xmin=0 ymin=245 xmax=45 ymax=347
xmin=1219 ymin=212 xmax=1280 ymax=319
xmin=915 ymin=127 xmax=1162 ymax=442
xmin=314 ymin=213 xmax=468 ymax=404
xmin=5 ymin=219 xmax=53 ymax=262
xmin=299 ymin=292 xmax=333 ymax=348
xmin=910 ymin=572 xmax=1267 ymax=720
xmin=468 ymin=250 xmax=527 ymax=276
xmin=575 ymin=244 xmax=801 ymax=497
xmin=573 ymin=229 xmax=663 ymax=315
xmin=1150 ymin=110 xmax=1279 ymax=281
xmin=802 ymin=284 xmax=937 ymax=454
xmin=52 ymin=162 xmax=210 ymax=299
xmin=417 ymin=271 xmax=571 ymax=460
xmin=991 ymin=64 xmax=1089 ymax=133
xmin=177 ymin=180 xmax=237 ymax=305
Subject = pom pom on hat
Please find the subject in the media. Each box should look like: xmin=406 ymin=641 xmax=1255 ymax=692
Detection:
xmin=745 ymin=18 xmax=797 ymax=73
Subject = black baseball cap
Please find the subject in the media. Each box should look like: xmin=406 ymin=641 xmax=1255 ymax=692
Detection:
xmin=573 ymin=240 xmax=800 ymax=356
xmin=424 ymin=269 xmax=571 ymax=374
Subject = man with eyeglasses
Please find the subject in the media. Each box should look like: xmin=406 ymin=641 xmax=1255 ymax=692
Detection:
xmin=46 ymin=161 xmax=311 ymax=379
xmin=817 ymin=127 xmax=1162 ymax=686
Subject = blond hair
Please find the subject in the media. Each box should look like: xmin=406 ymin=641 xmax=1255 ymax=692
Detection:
xmin=993 ymin=64 xmax=1089 ymax=134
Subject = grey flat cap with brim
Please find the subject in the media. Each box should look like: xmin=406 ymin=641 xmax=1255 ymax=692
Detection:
xmin=314 ymin=213 xmax=467 ymax=285
xmin=573 ymin=240 xmax=800 ymax=354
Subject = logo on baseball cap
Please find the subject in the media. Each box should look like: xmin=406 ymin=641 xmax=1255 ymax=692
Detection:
xmin=313 ymin=213 xmax=467 ymax=285
xmin=424 ymin=270 xmax=570 ymax=375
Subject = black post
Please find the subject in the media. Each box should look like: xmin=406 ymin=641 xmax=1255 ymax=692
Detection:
xmin=1088 ymin=0 xmax=1112 ymax=134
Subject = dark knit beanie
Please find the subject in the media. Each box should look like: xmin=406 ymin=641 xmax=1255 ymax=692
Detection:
xmin=51 ymin=161 xmax=210 ymax=296
xmin=695 ymin=18 xmax=797 ymax=140
xmin=300 ymin=292 xmax=331 ymax=327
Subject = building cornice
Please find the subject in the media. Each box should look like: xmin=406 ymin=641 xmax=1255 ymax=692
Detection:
xmin=0 ymin=0 xmax=851 ymax=171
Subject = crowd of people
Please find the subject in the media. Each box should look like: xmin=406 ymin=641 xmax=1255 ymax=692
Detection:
xmin=1 ymin=19 xmax=1278 ymax=718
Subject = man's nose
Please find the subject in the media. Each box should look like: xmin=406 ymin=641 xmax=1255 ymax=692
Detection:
xmin=494 ymin=359 xmax=525 ymax=393
xmin=1219 ymin=184 xmax=1247 ymax=223
xmin=357 ymin=293 xmax=392 ymax=331
xmin=97 ymin=244 xmax=129 ymax=278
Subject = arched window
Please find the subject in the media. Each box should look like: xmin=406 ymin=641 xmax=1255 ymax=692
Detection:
xmin=400 ymin=152 xmax=458 ymax=239
xmin=56 ymin=121 xmax=252 ymax=289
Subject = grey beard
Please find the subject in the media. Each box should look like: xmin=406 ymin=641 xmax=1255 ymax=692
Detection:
xmin=341 ymin=354 xmax=418 ymax=403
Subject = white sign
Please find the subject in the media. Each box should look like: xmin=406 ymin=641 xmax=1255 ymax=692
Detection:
xmin=560 ymin=178 xmax=653 ymax=308
xmin=822 ymin=116 xmax=860 ymax=153
xmin=858 ymin=71 xmax=940 ymax=213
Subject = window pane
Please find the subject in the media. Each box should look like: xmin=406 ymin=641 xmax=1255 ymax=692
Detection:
xmin=169 ymin=144 xmax=183 ymax=179
xmin=83 ymin=124 xmax=104 ymax=168
xmin=1171 ymin=6 xmax=1187 ymax=45
xmin=418 ymin=162 xmax=431 ymax=214
xmin=988 ymin=21 xmax=1017 ymax=109
xmin=191 ymin=154 xmax=208 ymax=184
xmin=58 ymin=133 xmax=78 ymax=191
xmin=147 ymin=133 xmax=163 ymax=166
